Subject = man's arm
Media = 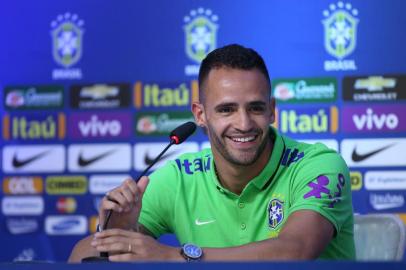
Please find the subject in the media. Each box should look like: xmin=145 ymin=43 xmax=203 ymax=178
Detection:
xmin=202 ymin=209 xmax=334 ymax=260
xmin=88 ymin=209 xmax=334 ymax=261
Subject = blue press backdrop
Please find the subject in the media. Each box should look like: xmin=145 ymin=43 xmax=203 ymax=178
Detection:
xmin=1 ymin=0 xmax=406 ymax=262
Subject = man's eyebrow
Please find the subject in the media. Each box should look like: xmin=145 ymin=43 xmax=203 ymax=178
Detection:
xmin=248 ymin=101 xmax=267 ymax=106
xmin=214 ymin=102 xmax=238 ymax=110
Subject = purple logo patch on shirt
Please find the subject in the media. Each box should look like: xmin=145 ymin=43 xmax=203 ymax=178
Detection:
xmin=303 ymin=174 xmax=346 ymax=208
xmin=303 ymin=175 xmax=331 ymax=199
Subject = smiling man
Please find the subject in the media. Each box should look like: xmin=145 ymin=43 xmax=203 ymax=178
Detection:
xmin=69 ymin=44 xmax=355 ymax=262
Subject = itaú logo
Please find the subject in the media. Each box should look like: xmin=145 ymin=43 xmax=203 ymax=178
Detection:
xmin=275 ymin=107 xmax=338 ymax=134
xmin=134 ymin=82 xmax=198 ymax=108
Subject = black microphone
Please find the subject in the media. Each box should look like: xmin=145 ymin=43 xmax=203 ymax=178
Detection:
xmin=82 ymin=121 xmax=196 ymax=263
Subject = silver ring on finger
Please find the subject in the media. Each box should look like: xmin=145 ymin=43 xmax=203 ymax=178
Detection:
xmin=128 ymin=243 xmax=132 ymax=253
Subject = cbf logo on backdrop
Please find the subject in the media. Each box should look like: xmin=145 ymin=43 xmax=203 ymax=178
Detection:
xmin=184 ymin=8 xmax=218 ymax=76
xmin=322 ymin=2 xmax=358 ymax=71
xmin=50 ymin=12 xmax=84 ymax=80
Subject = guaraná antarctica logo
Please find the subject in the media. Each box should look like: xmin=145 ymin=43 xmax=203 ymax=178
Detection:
xmin=184 ymin=7 xmax=218 ymax=76
xmin=50 ymin=12 xmax=84 ymax=80
xmin=322 ymin=2 xmax=358 ymax=71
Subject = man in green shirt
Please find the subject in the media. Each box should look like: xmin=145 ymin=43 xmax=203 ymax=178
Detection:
xmin=69 ymin=44 xmax=355 ymax=262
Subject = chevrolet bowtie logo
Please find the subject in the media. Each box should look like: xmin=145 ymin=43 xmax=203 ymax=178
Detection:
xmin=354 ymin=76 xmax=396 ymax=92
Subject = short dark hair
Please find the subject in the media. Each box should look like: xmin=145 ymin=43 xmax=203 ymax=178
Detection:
xmin=198 ymin=44 xmax=271 ymax=102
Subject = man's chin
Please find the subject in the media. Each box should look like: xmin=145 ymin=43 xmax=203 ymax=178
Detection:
xmin=227 ymin=152 xmax=258 ymax=166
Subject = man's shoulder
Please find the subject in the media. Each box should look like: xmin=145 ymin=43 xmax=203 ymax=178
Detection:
xmin=279 ymin=134 xmax=346 ymax=170
xmin=283 ymin=135 xmax=338 ymax=157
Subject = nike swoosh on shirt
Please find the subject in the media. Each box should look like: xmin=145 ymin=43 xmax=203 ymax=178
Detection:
xmin=195 ymin=219 xmax=216 ymax=226
xmin=351 ymin=143 xmax=395 ymax=162
xmin=78 ymin=149 xmax=116 ymax=167
xmin=12 ymin=150 xmax=51 ymax=168
xmin=144 ymin=151 xmax=177 ymax=166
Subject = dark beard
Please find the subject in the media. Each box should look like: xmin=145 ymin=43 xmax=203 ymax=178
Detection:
xmin=207 ymin=124 xmax=269 ymax=166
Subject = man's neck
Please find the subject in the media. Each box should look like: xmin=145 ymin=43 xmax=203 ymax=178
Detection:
xmin=214 ymin=139 xmax=274 ymax=195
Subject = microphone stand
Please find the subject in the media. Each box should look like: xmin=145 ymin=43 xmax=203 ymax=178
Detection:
xmin=82 ymin=121 xmax=196 ymax=263
xmin=82 ymin=140 xmax=176 ymax=262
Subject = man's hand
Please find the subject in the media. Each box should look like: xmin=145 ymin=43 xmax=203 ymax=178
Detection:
xmin=99 ymin=176 xmax=149 ymax=231
xmin=90 ymin=229 xmax=183 ymax=262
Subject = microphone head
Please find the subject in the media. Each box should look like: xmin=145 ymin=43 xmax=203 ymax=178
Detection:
xmin=169 ymin=121 xmax=197 ymax=144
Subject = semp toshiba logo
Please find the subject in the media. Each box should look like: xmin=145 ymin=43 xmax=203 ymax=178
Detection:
xmin=365 ymin=171 xmax=406 ymax=190
xmin=2 ymin=196 xmax=44 ymax=216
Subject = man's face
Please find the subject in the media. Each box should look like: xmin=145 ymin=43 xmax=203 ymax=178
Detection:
xmin=193 ymin=67 xmax=275 ymax=166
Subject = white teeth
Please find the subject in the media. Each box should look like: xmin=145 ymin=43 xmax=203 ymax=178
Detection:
xmin=232 ymin=136 xmax=255 ymax=142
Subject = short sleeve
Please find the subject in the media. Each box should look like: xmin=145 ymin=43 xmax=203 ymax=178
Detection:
xmin=287 ymin=145 xmax=353 ymax=235
xmin=138 ymin=161 xmax=180 ymax=238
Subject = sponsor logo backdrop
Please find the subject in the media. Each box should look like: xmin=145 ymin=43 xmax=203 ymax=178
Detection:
xmin=1 ymin=0 xmax=406 ymax=262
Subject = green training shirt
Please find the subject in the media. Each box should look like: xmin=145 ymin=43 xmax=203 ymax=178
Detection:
xmin=139 ymin=128 xmax=355 ymax=259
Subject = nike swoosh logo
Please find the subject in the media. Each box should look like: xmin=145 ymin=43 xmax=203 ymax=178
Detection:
xmin=12 ymin=150 xmax=50 ymax=168
xmin=351 ymin=143 xmax=395 ymax=162
xmin=78 ymin=149 xmax=116 ymax=167
xmin=195 ymin=219 xmax=216 ymax=226
xmin=144 ymin=151 xmax=177 ymax=166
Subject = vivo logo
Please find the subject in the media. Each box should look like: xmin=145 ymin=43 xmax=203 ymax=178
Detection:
xmin=353 ymin=108 xmax=398 ymax=130
xmin=342 ymin=105 xmax=406 ymax=133
xmin=69 ymin=112 xmax=131 ymax=139
xmin=79 ymin=115 xmax=122 ymax=136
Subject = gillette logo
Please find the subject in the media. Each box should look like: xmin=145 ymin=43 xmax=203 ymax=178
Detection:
xmin=370 ymin=193 xmax=405 ymax=210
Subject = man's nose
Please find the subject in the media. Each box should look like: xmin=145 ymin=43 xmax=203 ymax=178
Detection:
xmin=234 ymin=111 xmax=253 ymax=131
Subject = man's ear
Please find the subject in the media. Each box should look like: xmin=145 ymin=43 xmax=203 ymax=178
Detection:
xmin=192 ymin=102 xmax=206 ymax=127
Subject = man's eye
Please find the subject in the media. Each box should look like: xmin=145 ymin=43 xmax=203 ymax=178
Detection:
xmin=217 ymin=107 xmax=233 ymax=113
xmin=250 ymin=106 xmax=265 ymax=112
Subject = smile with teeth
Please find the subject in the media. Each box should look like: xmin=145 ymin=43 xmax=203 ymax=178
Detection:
xmin=230 ymin=136 xmax=256 ymax=142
